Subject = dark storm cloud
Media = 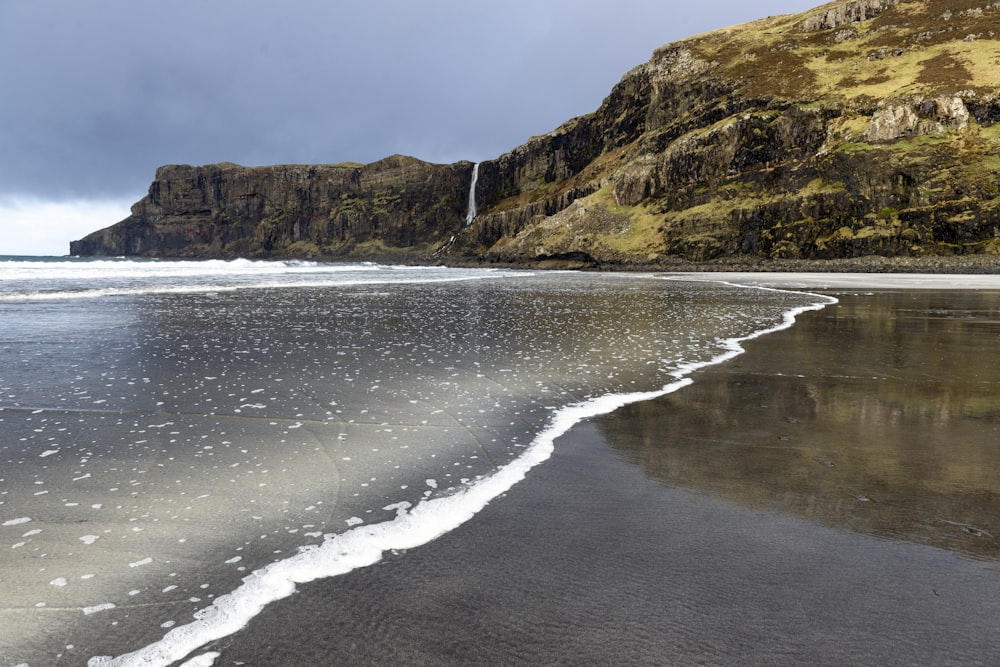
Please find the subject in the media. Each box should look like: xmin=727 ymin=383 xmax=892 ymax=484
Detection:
xmin=0 ymin=0 xmax=820 ymax=201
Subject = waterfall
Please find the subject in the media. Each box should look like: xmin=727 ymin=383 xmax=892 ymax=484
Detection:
xmin=465 ymin=162 xmax=480 ymax=226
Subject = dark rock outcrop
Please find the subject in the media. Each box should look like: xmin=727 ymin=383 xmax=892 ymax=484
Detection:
xmin=71 ymin=157 xmax=473 ymax=259
xmin=799 ymin=0 xmax=902 ymax=32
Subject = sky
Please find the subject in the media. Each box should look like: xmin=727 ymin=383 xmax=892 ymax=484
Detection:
xmin=0 ymin=0 xmax=821 ymax=256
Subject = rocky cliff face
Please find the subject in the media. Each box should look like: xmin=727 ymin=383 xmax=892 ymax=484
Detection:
xmin=73 ymin=0 xmax=1000 ymax=265
xmin=71 ymin=157 xmax=473 ymax=259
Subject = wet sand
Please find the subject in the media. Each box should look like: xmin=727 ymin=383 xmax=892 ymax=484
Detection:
xmin=200 ymin=283 xmax=1000 ymax=666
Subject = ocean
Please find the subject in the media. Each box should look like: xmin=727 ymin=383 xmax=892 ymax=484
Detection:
xmin=0 ymin=257 xmax=833 ymax=665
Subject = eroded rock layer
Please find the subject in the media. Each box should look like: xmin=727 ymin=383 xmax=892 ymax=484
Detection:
xmin=71 ymin=157 xmax=473 ymax=259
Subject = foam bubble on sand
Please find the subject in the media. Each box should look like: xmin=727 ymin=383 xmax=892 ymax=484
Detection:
xmin=89 ymin=282 xmax=835 ymax=667
xmin=178 ymin=652 xmax=219 ymax=667
xmin=3 ymin=517 xmax=31 ymax=526
xmin=83 ymin=603 xmax=116 ymax=615
xmin=128 ymin=558 xmax=153 ymax=568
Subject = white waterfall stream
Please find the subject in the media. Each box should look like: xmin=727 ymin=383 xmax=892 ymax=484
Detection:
xmin=433 ymin=162 xmax=480 ymax=256
xmin=465 ymin=162 xmax=480 ymax=226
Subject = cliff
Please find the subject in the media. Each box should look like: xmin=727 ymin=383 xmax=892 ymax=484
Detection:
xmin=72 ymin=0 xmax=1000 ymax=266
xmin=70 ymin=157 xmax=474 ymax=259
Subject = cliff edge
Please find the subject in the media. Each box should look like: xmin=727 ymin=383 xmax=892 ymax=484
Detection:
xmin=72 ymin=0 xmax=1000 ymax=266
xmin=70 ymin=157 xmax=472 ymax=259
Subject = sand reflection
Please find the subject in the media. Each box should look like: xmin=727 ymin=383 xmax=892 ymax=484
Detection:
xmin=600 ymin=289 xmax=1000 ymax=560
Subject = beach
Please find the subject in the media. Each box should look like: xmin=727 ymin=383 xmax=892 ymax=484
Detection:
xmin=2 ymin=263 xmax=1000 ymax=665
xmin=0 ymin=262 xmax=822 ymax=665
xmin=204 ymin=278 xmax=1000 ymax=666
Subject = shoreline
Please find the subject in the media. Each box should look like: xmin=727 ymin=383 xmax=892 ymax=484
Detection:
xmin=202 ymin=285 xmax=1000 ymax=665
xmin=667 ymin=271 xmax=1000 ymax=290
xmin=618 ymin=253 xmax=1000 ymax=274
xmin=466 ymin=253 xmax=1000 ymax=274
xmin=62 ymin=252 xmax=1000 ymax=274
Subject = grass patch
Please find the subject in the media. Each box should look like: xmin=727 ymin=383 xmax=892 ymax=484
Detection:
xmin=586 ymin=185 xmax=665 ymax=255
xmin=680 ymin=0 xmax=1000 ymax=103
xmin=284 ymin=240 xmax=322 ymax=257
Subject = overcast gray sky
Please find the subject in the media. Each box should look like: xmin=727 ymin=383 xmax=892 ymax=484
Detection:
xmin=0 ymin=0 xmax=820 ymax=255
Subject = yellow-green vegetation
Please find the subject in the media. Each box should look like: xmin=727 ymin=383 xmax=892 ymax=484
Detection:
xmin=802 ymin=177 xmax=849 ymax=195
xmin=336 ymin=194 xmax=369 ymax=214
xmin=284 ymin=240 xmax=322 ymax=257
xmin=584 ymin=185 xmax=666 ymax=257
xmin=349 ymin=237 xmax=436 ymax=258
xmin=815 ymin=217 xmax=905 ymax=246
xmin=488 ymin=174 xmax=570 ymax=213
xmin=975 ymin=124 xmax=1000 ymax=174
xmin=371 ymin=189 xmax=402 ymax=211
xmin=684 ymin=0 xmax=1000 ymax=102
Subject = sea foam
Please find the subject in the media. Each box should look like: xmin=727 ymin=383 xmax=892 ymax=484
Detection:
xmin=0 ymin=258 xmax=531 ymax=302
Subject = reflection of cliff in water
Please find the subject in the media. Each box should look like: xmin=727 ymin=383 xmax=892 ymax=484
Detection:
xmin=599 ymin=290 xmax=1000 ymax=561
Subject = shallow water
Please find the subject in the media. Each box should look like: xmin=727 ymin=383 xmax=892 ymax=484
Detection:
xmin=0 ymin=260 xmax=824 ymax=665
xmin=603 ymin=288 xmax=1000 ymax=560
xmin=205 ymin=288 xmax=1000 ymax=666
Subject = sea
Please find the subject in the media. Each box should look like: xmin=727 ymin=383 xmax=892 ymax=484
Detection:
xmin=0 ymin=256 xmax=832 ymax=666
